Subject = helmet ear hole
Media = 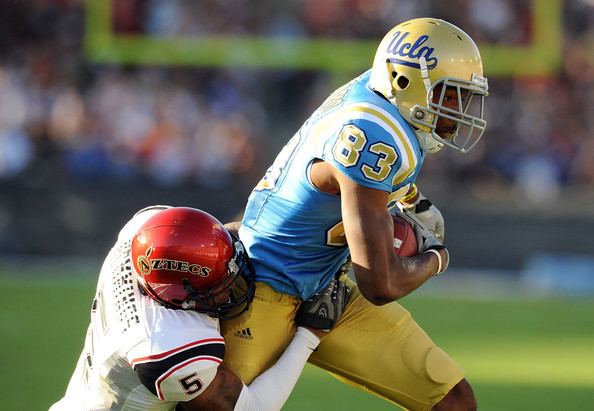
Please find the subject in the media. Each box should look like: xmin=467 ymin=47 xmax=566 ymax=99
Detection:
xmin=397 ymin=75 xmax=410 ymax=90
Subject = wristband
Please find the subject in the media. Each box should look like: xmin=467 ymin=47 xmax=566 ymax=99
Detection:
xmin=400 ymin=184 xmax=419 ymax=204
xmin=424 ymin=248 xmax=442 ymax=275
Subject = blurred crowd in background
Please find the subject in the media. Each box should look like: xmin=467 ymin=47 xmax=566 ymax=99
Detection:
xmin=0 ymin=0 xmax=593 ymax=203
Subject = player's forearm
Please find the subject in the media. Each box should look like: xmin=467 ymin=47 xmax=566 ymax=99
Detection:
xmin=353 ymin=252 xmax=437 ymax=304
xmin=233 ymin=327 xmax=319 ymax=411
xmin=351 ymin=222 xmax=442 ymax=304
xmin=389 ymin=252 xmax=441 ymax=297
xmin=346 ymin=210 xmax=432 ymax=303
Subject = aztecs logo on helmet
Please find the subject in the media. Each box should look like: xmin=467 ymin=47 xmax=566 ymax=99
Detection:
xmin=136 ymin=244 xmax=212 ymax=278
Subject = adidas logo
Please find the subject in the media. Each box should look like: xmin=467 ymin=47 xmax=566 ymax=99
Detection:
xmin=234 ymin=328 xmax=254 ymax=340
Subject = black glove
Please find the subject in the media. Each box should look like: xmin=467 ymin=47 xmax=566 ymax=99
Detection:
xmin=295 ymin=278 xmax=351 ymax=331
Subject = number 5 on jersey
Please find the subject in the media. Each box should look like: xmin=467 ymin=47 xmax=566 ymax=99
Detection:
xmin=332 ymin=124 xmax=398 ymax=182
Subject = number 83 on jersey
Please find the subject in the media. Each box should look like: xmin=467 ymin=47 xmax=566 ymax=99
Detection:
xmin=333 ymin=124 xmax=398 ymax=182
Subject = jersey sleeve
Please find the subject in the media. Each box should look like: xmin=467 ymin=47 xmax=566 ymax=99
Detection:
xmin=129 ymin=336 xmax=225 ymax=402
xmin=321 ymin=115 xmax=405 ymax=193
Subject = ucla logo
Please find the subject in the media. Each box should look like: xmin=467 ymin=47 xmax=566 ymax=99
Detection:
xmin=385 ymin=31 xmax=438 ymax=69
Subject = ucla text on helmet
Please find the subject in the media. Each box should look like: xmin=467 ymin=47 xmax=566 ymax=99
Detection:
xmin=385 ymin=31 xmax=438 ymax=70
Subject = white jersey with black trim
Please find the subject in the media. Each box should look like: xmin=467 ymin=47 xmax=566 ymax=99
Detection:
xmin=50 ymin=207 xmax=224 ymax=411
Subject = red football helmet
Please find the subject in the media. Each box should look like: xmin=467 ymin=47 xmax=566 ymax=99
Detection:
xmin=131 ymin=207 xmax=255 ymax=319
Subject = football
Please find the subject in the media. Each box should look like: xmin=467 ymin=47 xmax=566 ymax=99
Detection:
xmin=392 ymin=214 xmax=418 ymax=257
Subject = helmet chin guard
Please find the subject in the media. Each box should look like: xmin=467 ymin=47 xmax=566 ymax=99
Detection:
xmin=410 ymin=72 xmax=488 ymax=154
xmin=177 ymin=239 xmax=255 ymax=319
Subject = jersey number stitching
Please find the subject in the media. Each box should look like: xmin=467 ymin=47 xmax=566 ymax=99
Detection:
xmin=332 ymin=124 xmax=398 ymax=182
xmin=179 ymin=373 xmax=203 ymax=395
xmin=326 ymin=221 xmax=346 ymax=247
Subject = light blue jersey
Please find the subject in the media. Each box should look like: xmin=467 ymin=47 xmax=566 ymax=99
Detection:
xmin=240 ymin=70 xmax=425 ymax=299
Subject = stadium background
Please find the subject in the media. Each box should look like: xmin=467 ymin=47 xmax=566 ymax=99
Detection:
xmin=0 ymin=0 xmax=593 ymax=410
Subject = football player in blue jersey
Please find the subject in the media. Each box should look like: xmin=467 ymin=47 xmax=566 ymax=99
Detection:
xmin=221 ymin=18 xmax=488 ymax=411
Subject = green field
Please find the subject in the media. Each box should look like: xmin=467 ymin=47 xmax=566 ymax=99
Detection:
xmin=2 ymin=273 xmax=593 ymax=411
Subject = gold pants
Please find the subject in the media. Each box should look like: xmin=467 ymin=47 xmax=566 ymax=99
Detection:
xmin=220 ymin=278 xmax=464 ymax=411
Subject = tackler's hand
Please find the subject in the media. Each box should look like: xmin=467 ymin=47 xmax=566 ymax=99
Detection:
xmin=295 ymin=278 xmax=351 ymax=338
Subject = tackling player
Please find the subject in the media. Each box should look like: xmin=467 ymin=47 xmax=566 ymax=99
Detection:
xmin=50 ymin=206 xmax=350 ymax=411
xmin=221 ymin=18 xmax=488 ymax=410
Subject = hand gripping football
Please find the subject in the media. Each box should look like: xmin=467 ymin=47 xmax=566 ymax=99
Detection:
xmin=392 ymin=214 xmax=418 ymax=257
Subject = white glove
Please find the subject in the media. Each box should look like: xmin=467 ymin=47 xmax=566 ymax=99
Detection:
xmin=393 ymin=210 xmax=441 ymax=253
xmin=400 ymin=193 xmax=445 ymax=242
xmin=392 ymin=210 xmax=449 ymax=275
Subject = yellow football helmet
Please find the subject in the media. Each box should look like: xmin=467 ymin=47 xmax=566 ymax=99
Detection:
xmin=369 ymin=18 xmax=489 ymax=154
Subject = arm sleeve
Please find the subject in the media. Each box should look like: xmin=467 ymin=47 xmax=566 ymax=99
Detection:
xmin=233 ymin=327 xmax=320 ymax=411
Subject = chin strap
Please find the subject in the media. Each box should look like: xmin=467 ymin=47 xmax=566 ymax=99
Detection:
xmin=180 ymin=278 xmax=198 ymax=310
xmin=419 ymin=57 xmax=432 ymax=96
xmin=380 ymin=57 xmax=443 ymax=155
xmin=414 ymin=57 xmax=444 ymax=154
xmin=415 ymin=130 xmax=443 ymax=154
